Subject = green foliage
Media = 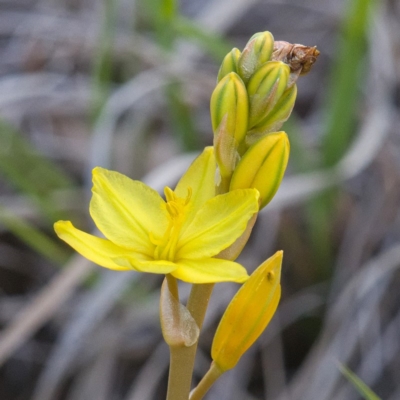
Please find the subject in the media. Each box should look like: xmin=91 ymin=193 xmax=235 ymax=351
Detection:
xmin=0 ymin=204 xmax=69 ymax=264
xmin=299 ymin=0 xmax=376 ymax=274
xmin=137 ymin=0 xmax=231 ymax=152
xmin=0 ymin=119 xmax=74 ymax=222
xmin=166 ymin=82 xmax=200 ymax=151
xmin=91 ymin=0 xmax=117 ymax=120
xmin=339 ymin=364 xmax=382 ymax=400
xmin=322 ymin=0 xmax=376 ymax=166
xmin=173 ymin=17 xmax=231 ymax=61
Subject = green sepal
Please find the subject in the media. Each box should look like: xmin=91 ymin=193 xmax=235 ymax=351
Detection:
xmin=217 ymin=48 xmax=241 ymax=82
xmin=237 ymin=31 xmax=274 ymax=83
xmin=247 ymin=61 xmax=290 ymax=129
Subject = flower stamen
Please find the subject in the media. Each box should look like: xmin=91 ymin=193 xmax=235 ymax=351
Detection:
xmin=152 ymin=187 xmax=192 ymax=261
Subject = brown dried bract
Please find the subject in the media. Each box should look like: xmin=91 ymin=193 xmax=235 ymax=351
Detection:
xmin=272 ymin=41 xmax=320 ymax=75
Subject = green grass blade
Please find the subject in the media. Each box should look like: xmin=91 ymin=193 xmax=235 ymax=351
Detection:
xmin=139 ymin=0 xmax=177 ymax=48
xmin=0 ymin=119 xmax=74 ymax=222
xmin=338 ymin=364 xmax=382 ymax=400
xmin=91 ymin=0 xmax=117 ymax=120
xmin=165 ymin=82 xmax=200 ymax=151
xmin=173 ymin=16 xmax=231 ymax=61
xmin=322 ymin=0 xmax=376 ymax=167
xmin=0 ymin=204 xmax=69 ymax=264
xmin=301 ymin=0 xmax=376 ymax=274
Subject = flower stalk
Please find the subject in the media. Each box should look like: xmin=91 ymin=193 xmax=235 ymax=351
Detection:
xmin=53 ymin=30 xmax=319 ymax=400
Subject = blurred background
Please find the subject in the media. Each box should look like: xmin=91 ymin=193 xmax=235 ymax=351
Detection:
xmin=0 ymin=0 xmax=399 ymax=399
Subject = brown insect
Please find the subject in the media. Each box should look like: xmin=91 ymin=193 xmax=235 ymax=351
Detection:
xmin=272 ymin=41 xmax=320 ymax=76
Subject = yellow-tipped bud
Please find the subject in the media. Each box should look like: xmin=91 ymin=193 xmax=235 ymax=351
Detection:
xmin=212 ymin=251 xmax=283 ymax=372
xmin=247 ymin=61 xmax=290 ymax=129
xmin=230 ymin=132 xmax=290 ymax=209
xmin=210 ymin=72 xmax=249 ymax=178
xmin=248 ymin=84 xmax=297 ymax=138
xmin=237 ymin=31 xmax=274 ymax=83
xmin=217 ymin=48 xmax=241 ymax=82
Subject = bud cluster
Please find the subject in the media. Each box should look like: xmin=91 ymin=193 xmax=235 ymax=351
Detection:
xmin=210 ymin=31 xmax=318 ymax=207
xmin=186 ymin=34 xmax=319 ymax=398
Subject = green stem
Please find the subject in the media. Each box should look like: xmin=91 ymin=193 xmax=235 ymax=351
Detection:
xmin=166 ymin=283 xmax=214 ymax=400
xmin=187 ymin=283 xmax=215 ymax=328
xmin=189 ymin=362 xmax=223 ymax=400
xmin=216 ymin=175 xmax=231 ymax=194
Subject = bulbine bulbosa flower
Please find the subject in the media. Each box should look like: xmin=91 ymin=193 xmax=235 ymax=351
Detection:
xmin=54 ymin=148 xmax=259 ymax=284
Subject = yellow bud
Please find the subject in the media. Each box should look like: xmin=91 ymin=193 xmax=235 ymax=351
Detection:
xmin=237 ymin=31 xmax=274 ymax=83
xmin=230 ymin=132 xmax=290 ymax=209
xmin=248 ymin=84 xmax=297 ymax=138
xmin=210 ymin=72 xmax=249 ymax=178
xmin=217 ymin=48 xmax=241 ymax=82
xmin=247 ymin=61 xmax=290 ymax=129
xmin=212 ymin=251 xmax=283 ymax=372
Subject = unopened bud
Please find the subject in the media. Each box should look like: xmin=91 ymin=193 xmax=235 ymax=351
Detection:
xmin=247 ymin=84 xmax=297 ymax=141
xmin=247 ymin=61 xmax=290 ymax=130
xmin=212 ymin=251 xmax=282 ymax=372
xmin=210 ymin=72 xmax=249 ymax=178
xmin=230 ymin=132 xmax=290 ymax=209
xmin=237 ymin=31 xmax=274 ymax=84
xmin=217 ymin=48 xmax=241 ymax=82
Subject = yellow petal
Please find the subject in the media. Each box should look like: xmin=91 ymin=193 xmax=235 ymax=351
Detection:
xmin=174 ymin=147 xmax=216 ymax=231
xmin=212 ymin=251 xmax=282 ymax=371
xmin=171 ymin=258 xmax=249 ymax=284
xmin=54 ymin=221 xmax=133 ymax=271
xmin=90 ymin=167 xmax=168 ymax=255
xmin=176 ymin=189 xmax=259 ymax=260
xmin=112 ymin=257 xmax=177 ymax=274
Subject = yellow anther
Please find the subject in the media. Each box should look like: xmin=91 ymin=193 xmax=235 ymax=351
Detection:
xmin=164 ymin=186 xmax=175 ymax=202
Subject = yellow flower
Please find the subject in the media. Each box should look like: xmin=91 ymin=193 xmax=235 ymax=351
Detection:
xmin=54 ymin=148 xmax=259 ymax=284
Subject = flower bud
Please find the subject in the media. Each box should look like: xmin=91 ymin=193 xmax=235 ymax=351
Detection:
xmin=217 ymin=48 xmax=241 ymax=82
xmin=237 ymin=31 xmax=274 ymax=83
xmin=247 ymin=84 xmax=297 ymax=139
xmin=230 ymin=132 xmax=289 ymax=209
xmin=210 ymin=72 xmax=249 ymax=178
xmin=211 ymin=251 xmax=282 ymax=372
xmin=247 ymin=61 xmax=290 ymax=129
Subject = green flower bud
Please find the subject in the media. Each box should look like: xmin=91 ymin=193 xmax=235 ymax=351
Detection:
xmin=247 ymin=84 xmax=297 ymax=141
xmin=210 ymin=72 xmax=249 ymax=179
xmin=237 ymin=31 xmax=274 ymax=84
xmin=217 ymin=48 xmax=241 ymax=82
xmin=247 ymin=61 xmax=290 ymax=129
xmin=230 ymin=132 xmax=290 ymax=209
